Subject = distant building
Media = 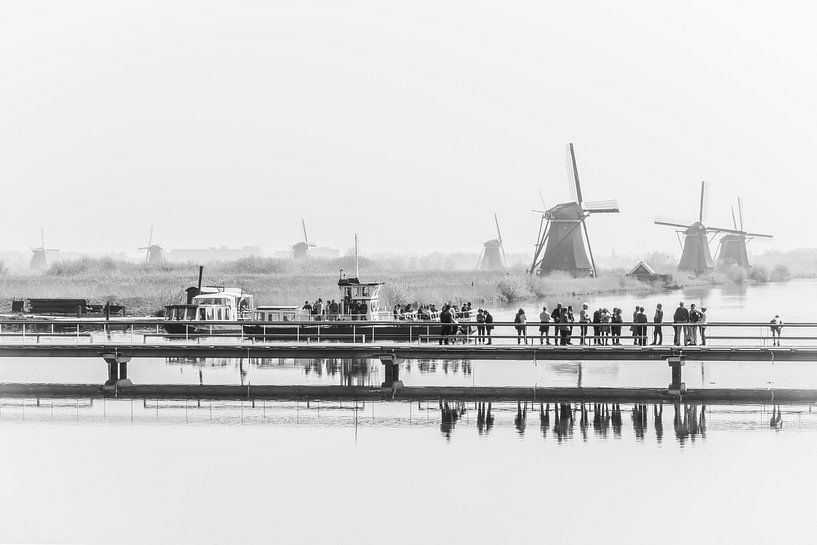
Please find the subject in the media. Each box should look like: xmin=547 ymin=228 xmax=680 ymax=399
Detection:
xmin=168 ymin=246 xmax=262 ymax=263
xmin=627 ymin=260 xmax=672 ymax=284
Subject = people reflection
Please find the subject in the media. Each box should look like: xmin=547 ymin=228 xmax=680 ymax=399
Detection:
xmin=514 ymin=401 xmax=527 ymax=435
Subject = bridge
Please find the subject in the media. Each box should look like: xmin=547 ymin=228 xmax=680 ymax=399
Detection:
xmin=0 ymin=318 xmax=814 ymax=396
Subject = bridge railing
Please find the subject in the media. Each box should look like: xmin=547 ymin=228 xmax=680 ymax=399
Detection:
xmin=0 ymin=319 xmax=809 ymax=347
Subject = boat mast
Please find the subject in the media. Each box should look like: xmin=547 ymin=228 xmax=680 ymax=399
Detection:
xmin=354 ymin=233 xmax=359 ymax=278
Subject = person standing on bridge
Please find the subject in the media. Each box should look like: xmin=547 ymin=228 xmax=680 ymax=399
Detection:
xmin=484 ymin=310 xmax=494 ymax=345
xmin=673 ymin=302 xmax=689 ymax=346
xmin=631 ymin=305 xmax=640 ymax=345
xmin=652 ymin=303 xmax=664 ymax=345
xmin=688 ymin=304 xmax=701 ymax=345
xmin=611 ymin=308 xmax=623 ymax=344
xmin=539 ymin=306 xmax=551 ymax=345
xmin=636 ymin=306 xmax=648 ymax=346
xmin=699 ymin=307 xmax=707 ymax=346
xmin=476 ymin=309 xmax=486 ymax=344
xmin=439 ymin=304 xmax=453 ymax=345
xmin=514 ymin=308 xmax=528 ymax=345
xmin=579 ymin=303 xmax=589 ymax=345
xmin=551 ymin=304 xmax=562 ymax=345
xmin=592 ymin=308 xmax=602 ymax=345
xmin=770 ymin=314 xmax=783 ymax=346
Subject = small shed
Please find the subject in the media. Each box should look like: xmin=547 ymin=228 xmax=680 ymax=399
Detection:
xmin=627 ymin=261 xmax=672 ymax=284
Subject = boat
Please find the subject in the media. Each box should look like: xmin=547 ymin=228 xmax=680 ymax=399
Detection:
xmin=164 ymin=286 xmax=254 ymax=334
xmin=242 ymin=272 xmax=469 ymax=342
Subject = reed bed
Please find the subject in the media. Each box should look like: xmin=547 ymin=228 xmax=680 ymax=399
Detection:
xmin=0 ymin=258 xmax=666 ymax=316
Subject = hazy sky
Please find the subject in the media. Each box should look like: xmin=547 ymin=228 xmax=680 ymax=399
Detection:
xmin=1 ymin=0 xmax=814 ymax=257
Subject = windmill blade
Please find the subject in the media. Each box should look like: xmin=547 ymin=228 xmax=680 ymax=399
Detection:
xmin=745 ymin=231 xmax=773 ymax=239
xmin=731 ymin=206 xmax=738 ymax=230
xmin=738 ymin=196 xmax=745 ymax=232
xmin=301 ymin=219 xmax=309 ymax=244
xmin=40 ymin=228 xmax=45 ymax=250
xmin=501 ymin=240 xmax=507 ymax=267
xmin=706 ymin=225 xmax=746 ymax=236
xmin=698 ymin=181 xmax=707 ymax=223
xmin=566 ymin=143 xmax=583 ymax=205
xmin=583 ymin=199 xmax=620 ymax=213
xmin=494 ymin=213 xmax=502 ymax=244
xmin=538 ymin=190 xmax=547 ymax=210
xmin=654 ymin=216 xmax=694 ymax=229
xmin=475 ymin=247 xmax=485 ymax=269
xmin=147 ymin=224 xmax=154 ymax=247
xmin=580 ymin=219 xmax=598 ymax=277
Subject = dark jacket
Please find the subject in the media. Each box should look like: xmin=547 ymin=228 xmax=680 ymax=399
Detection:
xmin=653 ymin=309 xmax=663 ymax=323
xmin=673 ymin=306 xmax=689 ymax=323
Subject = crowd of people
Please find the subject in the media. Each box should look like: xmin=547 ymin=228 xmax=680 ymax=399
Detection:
xmin=507 ymin=301 xmax=785 ymax=346
xmin=299 ymin=296 xmax=786 ymax=346
xmin=301 ymin=298 xmax=369 ymax=320
xmin=510 ymin=301 xmax=710 ymax=346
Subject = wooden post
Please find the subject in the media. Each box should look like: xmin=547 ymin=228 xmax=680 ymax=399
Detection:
xmin=667 ymin=355 xmax=686 ymax=394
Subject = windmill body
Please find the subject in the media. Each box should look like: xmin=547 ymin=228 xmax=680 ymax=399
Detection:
xmin=678 ymin=221 xmax=714 ymax=272
xmin=139 ymin=224 xmax=166 ymax=267
xmin=30 ymin=228 xmax=58 ymax=271
xmin=478 ymin=214 xmax=507 ymax=270
xmin=529 ymin=145 xmax=619 ymax=277
xmin=715 ymin=198 xmax=772 ymax=269
xmin=655 ymin=183 xmax=761 ymax=274
xmin=718 ymin=234 xmax=750 ymax=268
xmin=292 ymin=219 xmax=316 ymax=259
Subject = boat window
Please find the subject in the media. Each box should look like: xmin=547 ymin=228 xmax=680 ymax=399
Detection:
xmin=362 ymin=286 xmax=370 ymax=296
xmin=284 ymin=312 xmax=295 ymax=321
xmin=225 ymin=309 xmax=231 ymax=320
xmin=198 ymin=308 xmax=207 ymax=321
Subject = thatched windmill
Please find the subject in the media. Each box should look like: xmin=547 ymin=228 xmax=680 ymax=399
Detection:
xmin=30 ymin=228 xmax=58 ymax=271
xmin=292 ymin=219 xmax=316 ymax=259
xmin=139 ymin=224 xmax=166 ymax=266
xmin=529 ymin=144 xmax=620 ymax=277
xmin=477 ymin=214 xmax=506 ymax=270
xmin=655 ymin=181 xmax=745 ymax=274
xmin=716 ymin=197 xmax=772 ymax=268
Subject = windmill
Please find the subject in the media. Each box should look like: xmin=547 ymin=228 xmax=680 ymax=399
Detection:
xmin=292 ymin=219 xmax=316 ymax=259
xmin=30 ymin=228 xmax=59 ymax=271
xmin=139 ymin=224 xmax=166 ymax=266
xmin=529 ymin=144 xmax=620 ymax=277
xmin=654 ymin=181 xmax=746 ymax=274
xmin=716 ymin=197 xmax=772 ymax=268
xmin=477 ymin=213 xmax=507 ymax=270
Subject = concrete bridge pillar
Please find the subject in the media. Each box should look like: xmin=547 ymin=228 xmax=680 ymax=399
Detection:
xmin=103 ymin=353 xmax=133 ymax=390
xmin=667 ymin=355 xmax=686 ymax=394
xmin=379 ymin=354 xmax=404 ymax=391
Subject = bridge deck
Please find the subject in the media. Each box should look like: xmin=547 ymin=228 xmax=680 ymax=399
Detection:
xmin=0 ymin=342 xmax=813 ymax=361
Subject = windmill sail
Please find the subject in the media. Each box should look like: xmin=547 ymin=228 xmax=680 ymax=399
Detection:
xmin=530 ymin=144 xmax=619 ymax=277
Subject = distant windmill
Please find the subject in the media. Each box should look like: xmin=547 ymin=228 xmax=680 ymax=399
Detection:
xmin=655 ymin=181 xmax=745 ymax=274
xmin=139 ymin=224 xmax=166 ymax=266
xmin=529 ymin=144 xmax=620 ymax=277
xmin=30 ymin=228 xmax=59 ymax=271
xmin=716 ymin=197 xmax=772 ymax=269
xmin=292 ymin=219 xmax=316 ymax=259
xmin=477 ymin=213 xmax=507 ymax=270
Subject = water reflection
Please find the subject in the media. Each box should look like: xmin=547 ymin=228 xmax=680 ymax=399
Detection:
xmin=436 ymin=400 xmax=711 ymax=446
xmin=3 ymin=394 xmax=808 ymax=448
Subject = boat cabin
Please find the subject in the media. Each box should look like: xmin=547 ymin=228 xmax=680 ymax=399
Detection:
xmin=338 ymin=275 xmax=385 ymax=320
xmin=252 ymin=305 xmax=309 ymax=322
xmin=165 ymin=287 xmax=254 ymax=322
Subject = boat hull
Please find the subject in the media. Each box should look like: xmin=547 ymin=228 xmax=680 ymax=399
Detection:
xmin=242 ymin=322 xmax=464 ymax=342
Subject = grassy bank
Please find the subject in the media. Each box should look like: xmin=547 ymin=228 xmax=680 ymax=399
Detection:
xmin=0 ymin=257 xmax=667 ymax=316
